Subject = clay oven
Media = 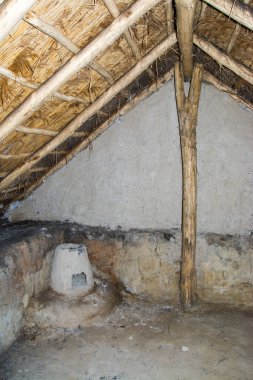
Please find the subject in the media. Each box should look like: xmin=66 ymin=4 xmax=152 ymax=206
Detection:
xmin=50 ymin=243 xmax=94 ymax=297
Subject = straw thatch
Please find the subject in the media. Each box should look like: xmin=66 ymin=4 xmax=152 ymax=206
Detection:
xmin=0 ymin=0 xmax=252 ymax=213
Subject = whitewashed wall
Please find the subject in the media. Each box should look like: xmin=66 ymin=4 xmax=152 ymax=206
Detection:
xmin=7 ymin=81 xmax=253 ymax=235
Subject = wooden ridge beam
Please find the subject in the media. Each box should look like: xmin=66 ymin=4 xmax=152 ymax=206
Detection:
xmin=24 ymin=11 xmax=115 ymax=85
xmin=193 ymin=34 xmax=253 ymax=85
xmin=0 ymin=32 xmax=177 ymax=191
xmin=0 ymin=0 xmax=36 ymax=42
xmin=2 ymin=67 xmax=175 ymax=211
xmin=203 ymin=70 xmax=253 ymax=111
xmin=174 ymin=61 xmax=203 ymax=307
xmin=175 ymin=0 xmax=197 ymax=78
xmin=0 ymin=66 xmax=89 ymax=105
xmin=0 ymin=0 xmax=161 ymax=143
xmin=202 ymin=0 xmax=253 ymax=31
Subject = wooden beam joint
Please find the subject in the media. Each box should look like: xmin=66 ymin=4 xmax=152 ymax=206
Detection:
xmin=175 ymin=0 xmax=197 ymax=79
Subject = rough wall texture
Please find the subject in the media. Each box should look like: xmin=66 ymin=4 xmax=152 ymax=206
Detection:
xmin=0 ymin=225 xmax=64 ymax=353
xmin=0 ymin=222 xmax=253 ymax=354
xmin=6 ymin=82 xmax=253 ymax=235
xmin=76 ymin=227 xmax=253 ymax=307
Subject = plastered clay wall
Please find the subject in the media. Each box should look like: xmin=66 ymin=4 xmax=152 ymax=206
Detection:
xmin=0 ymin=225 xmax=64 ymax=353
xmin=6 ymin=82 xmax=253 ymax=235
xmin=1 ymin=222 xmax=252 ymax=354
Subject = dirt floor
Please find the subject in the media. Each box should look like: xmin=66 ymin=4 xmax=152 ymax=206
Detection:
xmin=0 ymin=298 xmax=253 ymax=380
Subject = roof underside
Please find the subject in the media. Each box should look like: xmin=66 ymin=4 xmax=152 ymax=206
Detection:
xmin=0 ymin=0 xmax=252 ymax=213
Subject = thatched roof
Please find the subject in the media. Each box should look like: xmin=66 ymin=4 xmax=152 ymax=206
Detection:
xmin=0 ymin=0 xmax=252 ymax=213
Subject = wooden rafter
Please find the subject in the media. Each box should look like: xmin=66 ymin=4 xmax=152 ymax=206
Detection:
xmin=103 ymin=0 xmax=142 ymax=60
xmin=165 ymin=0 xmax=174 ymax=34
xmin=23 ymin=12 xmax=115 ymax=86
xmin=102 ymin=0 xmax=155 ymax=80
xmin=0 ymin=153 xmax=30 ymax=160
xmin=2 ymin=67 xmax=175 ymax=211
xmin=15 ymin=126 xmax=87 ymax=138
xmin=15 ymin=126 xmax=57 ymax=137
xmin=175 ymin=0 xmax=197 ymax=78
xmin=0 ymin=184 xmax=26 ymax=194
xmin=202 ymin=0 xmax=253 ymax=31
xmin=199 ymin=2 xmax=208 ymax=18
xmin=226 ymin=24 xmax=241 ymax=53
xmin=103 ymin=0 xmax=155 ymax=79
xmin=0 ymin=151 xmax=68 ymax=161
xmin=0 ymin=0 xmax=161 ymax=143
xmin=0 ymin=0 xmax=252 ymax=213
xmin=0 ymin=0 xmax=36 ymax=42
xmin=174 ymin=61 xmax=203 ymax=307
xmin=0 ymin=65 xmax=89 ymax=105
xmin=194 ymin=35 xmax=253 ymax=85
xmin=0 ymin=167 xmax=47 ymax=178
xmin=203 ymin=70 xmax=253 ymax=111
xmin=0 ymin=33 xmax=177 ymax=192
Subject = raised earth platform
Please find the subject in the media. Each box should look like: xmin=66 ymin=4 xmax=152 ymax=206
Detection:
xmin=25 ymin=280 xmax=120 ymax=329
xmin=0 ymin=221 xmax=253 ymax=354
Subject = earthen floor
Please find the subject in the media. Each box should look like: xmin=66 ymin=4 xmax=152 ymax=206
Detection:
xmin=0 ymin=299 xmax=252 ymax=380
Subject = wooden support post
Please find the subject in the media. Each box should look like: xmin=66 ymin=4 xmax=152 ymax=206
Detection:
xmin=175 ymin=0 xmax=197 ymax=78
xmin=174 ymin=61 xmax=203 ymax=307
